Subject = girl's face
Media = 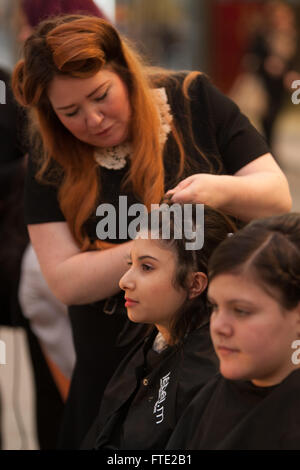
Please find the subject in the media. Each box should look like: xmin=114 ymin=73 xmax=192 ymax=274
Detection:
xmin=208 ymin=273 xmax=300 ymax=387
xmin=119 ymin=237 xmax=188 ymax=341
xmin=47 ymin=68 xmax=131 ymax=148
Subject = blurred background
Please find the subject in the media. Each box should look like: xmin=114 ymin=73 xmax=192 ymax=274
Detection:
xmin=0 ymin=0 xmax=299 ymax=450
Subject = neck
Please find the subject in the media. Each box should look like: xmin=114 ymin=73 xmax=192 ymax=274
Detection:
xmin=155 ymin=323 xmax=171 ymax=345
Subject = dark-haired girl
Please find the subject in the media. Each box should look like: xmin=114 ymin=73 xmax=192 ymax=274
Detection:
xmin=167 ymin=213 xmax=300 ymax=450
xmin=82 ymin=204 xmax=236 ymax=450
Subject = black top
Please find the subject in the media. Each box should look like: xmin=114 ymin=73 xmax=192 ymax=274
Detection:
xmin=83 ymin=322 xmax=217 ymax=450
xmin=23 ymin=72 xmax=270 ymax=449
xmin=167 ymin=369 xmax=300 ymax=450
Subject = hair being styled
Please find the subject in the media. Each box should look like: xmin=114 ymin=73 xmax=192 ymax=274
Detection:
xmin=208 ymin=213 xmax=300 ymax=311
xmin=12 ymin=15 xmax=218 ymax=251
xmin=145 ymin=202 xmax=237 ymax=345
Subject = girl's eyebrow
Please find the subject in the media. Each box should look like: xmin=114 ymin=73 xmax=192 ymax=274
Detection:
xmin=138 ymin=255 xmax=158 ymax=261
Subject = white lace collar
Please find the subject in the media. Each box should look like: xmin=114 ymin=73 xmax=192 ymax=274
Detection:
xmin=94 ymin=87 xmax=172 ymax=170
xmin=152 ymin=331 xmax=169 ymax=354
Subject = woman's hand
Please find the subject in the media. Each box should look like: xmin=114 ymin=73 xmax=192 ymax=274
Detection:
xmin=166 ymin=153 xmax=292 ymax=222
xmin=166 ymin=173 xmax=228 ymax=208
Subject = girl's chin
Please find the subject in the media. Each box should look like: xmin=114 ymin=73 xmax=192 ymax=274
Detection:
xmin=219 ymin=365 xmax=251 ymax=382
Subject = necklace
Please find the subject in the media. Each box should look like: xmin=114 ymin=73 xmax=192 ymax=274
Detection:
xmin=94 ymin=87 xmax=173 ymax=170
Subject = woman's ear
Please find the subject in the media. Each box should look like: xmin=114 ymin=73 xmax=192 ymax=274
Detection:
xmin=188 ymin=272 xmax=208 ymax=300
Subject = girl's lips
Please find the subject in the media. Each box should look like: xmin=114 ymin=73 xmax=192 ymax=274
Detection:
xmin=125 ymin=298 xmax=139 ymax=308
xmin=217 ymin=346 xmax=239 ymax=356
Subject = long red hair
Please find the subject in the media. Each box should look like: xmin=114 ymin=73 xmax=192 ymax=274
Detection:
xmin=12 ymin=15 xmax=211 ymax=251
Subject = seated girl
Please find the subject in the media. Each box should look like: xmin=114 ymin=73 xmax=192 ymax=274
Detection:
xmin=167 ymin=212 xmax=300 ymax=450
xmin=82 ymin=203 xmax=236 ymax=450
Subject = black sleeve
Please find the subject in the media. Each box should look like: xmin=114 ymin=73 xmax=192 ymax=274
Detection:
xmin=24 ymin=154 xmax=65 ymax=224
xmin=192 ymin=74 xmax=270 ymax=174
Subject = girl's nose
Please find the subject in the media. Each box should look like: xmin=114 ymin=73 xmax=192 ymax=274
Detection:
xmin=210 ymin=310 xmax=233 ymax=337
xmin=119 ymin=269 xmax=135 ymax=291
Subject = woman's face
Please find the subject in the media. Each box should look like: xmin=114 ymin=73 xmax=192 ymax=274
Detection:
xmin=47 ymin=68 xmax=131 ymax=148
xmin=119 ymin=237 xmax=188 ymax=341
xmin=208 ymin=273 xmax=300 ymax=386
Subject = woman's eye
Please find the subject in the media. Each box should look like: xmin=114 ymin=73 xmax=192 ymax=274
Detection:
xmin=65 ymin=109 xmax=78 ymax=117
xmin=95 ymin=90 xmax=108 ymax=102
xmin=127 ymin=261 xmax=132 ymax=267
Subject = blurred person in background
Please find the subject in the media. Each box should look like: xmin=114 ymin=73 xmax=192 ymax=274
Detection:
xmin=235 ymin=0 xmax=299 ymax=147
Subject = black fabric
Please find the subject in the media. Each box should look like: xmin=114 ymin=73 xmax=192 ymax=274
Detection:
xmin=167 ymin=369 xmax=300 ymax=450
xmin=82 ymin=323 xmax=218 ymax=450
xmin=24 ymin=72 xmax=270 ymax=449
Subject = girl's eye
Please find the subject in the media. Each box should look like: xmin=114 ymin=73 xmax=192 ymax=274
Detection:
xmin=127 ymin=261 xmax=132 ymax=267
xmin=207 ymin=302 xmax=218 ymax=313
xmin=234 ymin=308 xmax=250 ymax=317
xmin=141 ymin=264 xmax=152 ymax=272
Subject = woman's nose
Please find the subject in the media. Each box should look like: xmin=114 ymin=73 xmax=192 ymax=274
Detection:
xmin=119 ymin=269 xmax=135 ymax=291
xmin=85 ymin=108 xmax=104 ymax=129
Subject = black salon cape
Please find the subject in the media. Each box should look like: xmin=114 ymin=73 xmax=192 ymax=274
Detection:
xmin=166 ymin=369 xmax=300 ymax=450
xmin=82 ymin=322 xmax=218 ymax=450
xmin=24 ymin=72 xmax=269 ymax=448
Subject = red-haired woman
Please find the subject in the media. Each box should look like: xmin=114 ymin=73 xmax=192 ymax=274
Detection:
xmin=12 ymin=15 xmax=291 ymax=448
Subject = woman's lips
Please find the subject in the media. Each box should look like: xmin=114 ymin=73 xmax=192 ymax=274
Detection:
xmin=94 ymin=124 xmax=113 ymax=136
xmin=125 ymin=298 xmax=139 ymax=308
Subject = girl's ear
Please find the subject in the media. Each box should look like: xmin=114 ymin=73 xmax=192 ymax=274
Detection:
xmin=188 ymin=272 xmax=208 ymax=300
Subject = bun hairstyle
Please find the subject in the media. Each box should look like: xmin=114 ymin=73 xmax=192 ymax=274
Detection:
xmin=208 ymin=213 xmax=300 ymax=311
xmin=145 ymin=201 xmax=237 ymax=344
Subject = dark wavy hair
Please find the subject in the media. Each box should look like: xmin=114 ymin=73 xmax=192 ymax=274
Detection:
xmin=144 ymin=202 xmax=237 ymax=344
xmin=208 ymin=213 xmax=300 ymax=311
